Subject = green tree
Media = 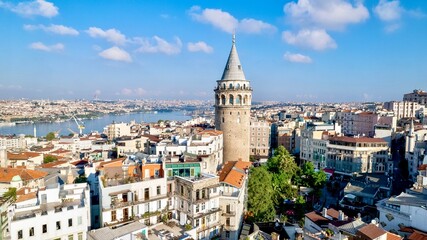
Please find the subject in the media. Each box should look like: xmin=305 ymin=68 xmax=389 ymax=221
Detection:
xmin=46 ymin=132 xmax=55 ymax=141
xmin=248 ymin=166 xmax=275 ymax=222
xmin=267 ymin=146 xmax=298 ymax=179
xmin=74 ymin=175 xmax=87 ymax=183
xmin=3 ymin=187 xmax=17 ymax=201
xmin=43 ymin=155 xmax=57 ymax=164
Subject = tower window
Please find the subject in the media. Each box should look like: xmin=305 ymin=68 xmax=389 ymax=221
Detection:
xmin=229 ymin=94 xmax=234 ymax=105
xmin=222 ymin=117 xmax=224 ymax=123
xmin=229 ymin=83 xmax=233 ymax=89
xmin=238 ymin=65 xmax=241 ymax=70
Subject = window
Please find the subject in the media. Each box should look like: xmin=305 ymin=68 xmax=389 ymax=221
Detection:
xmin=42 ymin=224 xmax=47 ymax=233
xmin=190 ymin=168 xmax=195 ymax=176
xmin=157 ymin=200 xmax=161 ymax=209
xmin=196 ymin=205 xmax=199 ymax=213
xmin=201 ymin=203 xmax=205 ymax=211
xmin=226 ymin=231 xmax=230 ymax=238
xmin=226 ymin=218 xmax=230 ymax=226
xmin=68 ymin=235 xmax=74 ymax=240
xmin=56 ymin=221 xmax=61 ymax=230
xmin=18 ymin=230 xmax=23 ymax=239
xmin=111 ymin=210 xmax=117 ymax=221
xmin=29 ymin=227 xmax=34 ymax=236
xmin=78 ymin=216 xmax=82 ymax=225
xmin=157 ymin=186 xmax=161 ymax=195
xmin=78 ymin=233 xmax=83 ymax=240
xmin=68 ymin=218 xmax=73 ymax=227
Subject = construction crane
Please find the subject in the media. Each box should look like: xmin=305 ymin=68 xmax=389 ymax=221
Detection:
xmin=71 ymin=115 xmax=85 ymax=135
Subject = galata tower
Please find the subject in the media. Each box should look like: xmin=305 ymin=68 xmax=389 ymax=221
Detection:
xmin=214 ymin=35 xmax=252 ymax=162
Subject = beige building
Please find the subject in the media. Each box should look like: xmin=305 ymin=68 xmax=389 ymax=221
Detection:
xmin=383 ymin=101 xmax=421 ymax=120
xmin=249 ymin=120 xmax=270 ymax=159
xmin=403 ymin=89 xmax=427 ymax=105
xmin=218 ymin=161 xmax=251 ymax=240
xmin=214 ymin=36 xmax=252 ymax=162
xmin=326 ymin=136 xmax=392 ymax=174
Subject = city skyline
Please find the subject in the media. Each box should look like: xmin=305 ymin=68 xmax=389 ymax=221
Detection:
xmin=1 ymin=0 xmax=427 ymax=102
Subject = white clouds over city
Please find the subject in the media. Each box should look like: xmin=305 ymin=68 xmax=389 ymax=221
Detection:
xmin=99 ymin=46 xmax=132 ymax=62
xmin=283 ymin=52 xmax=312 ymax=63
xmin=24 ymin=24 xmax=79 ymax=35
xmin=187 ymin=41 xmax=213 ymax=53
xmin=1 ymin=0 xmax=58 ymax=18
xmin=29 ymin=42 xmax=64 ymax=52
xmin=189 ymin=5 xmax=276 ymax=34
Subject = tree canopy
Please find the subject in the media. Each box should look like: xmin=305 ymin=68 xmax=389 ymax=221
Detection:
xmin=247 ymin=166 xmax=275 ymax=222
xmin=46 ymin=132 xmax=55 ymax=141
xmin=43 ymin=155 xmax=57 ymax=164
xmin=3 ymin=187 xmax=17 ymax=201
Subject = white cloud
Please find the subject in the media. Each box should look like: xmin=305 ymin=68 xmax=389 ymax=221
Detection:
xmin=99 ymin=46 xmax=132 ymax=62
xmin=187 ymin=41 xmax=213 ymax=53
xmin=282 ymin=29 xmax=337 ymax=51
xmin=29 ymin=42 xmax=64 ymax=52
xmin=6 ymin=0 xmax=58 ymax=18
xmin=24 ymin=24 xmax=79 ymax=35
xmin=119 ymin=88 xmax=147 ymax=96
xmin=189 ymin=6 xmax=276 ymax=34
xmin=284 ymin=0 xmax=369 ymax=31
xmin=374 ymin=0 xmax=402 ymax=22
xmin=136 ymin=36 xmax=182 ymax=55
xmin=86 ymin=27 xmax=127 ymax=45
xmin=384 ymin=23 xmax=401 ymax=33
xmin=121 ymin=88 xmax=133 ymax=95
xmin=283 ymin=52 xmax=313 ymax=63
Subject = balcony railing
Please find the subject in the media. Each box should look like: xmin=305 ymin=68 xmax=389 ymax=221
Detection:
xmin=221 ymin=211 xmax=235 ymax=216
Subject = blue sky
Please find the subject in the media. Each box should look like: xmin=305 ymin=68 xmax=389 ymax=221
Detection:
xmin=0 ymin=0 xmax=426 ymax=102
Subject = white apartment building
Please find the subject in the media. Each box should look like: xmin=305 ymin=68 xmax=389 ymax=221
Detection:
xmin=98 ymin=159 xmax=169 ymax=227
xmin=300 ymin=122 xmax=341 ymax=169
xmin=186 ymin=130 xmax=223 ymax=174
xmin=174 ymin=174 xmax=221 ymax=240
xmin=377 ymin=192 xmax=427 ymax=235
xmin=7 ymin=181 xmax=91 ymax=240
xmin=326 ymin=136 xmax=392 ymax=174
xmin=249 ymin=120 xmax=270 ymax=159
xmin=383 ymin=101 xmax=421 ymax=120
xmin=405 ymin=121 xmax=427 ymax=180
xmin=218 ymin=161 xmax=251 ymax=240
xmin=0 ymin=135 xmax=37 ymax=150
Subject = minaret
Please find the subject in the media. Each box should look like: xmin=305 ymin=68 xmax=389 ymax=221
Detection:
xmin=406 ymin=119 xmax=415 ymax=153
xmin=33 ymin=124 xmax=37 ymax=138
xmin=214 ymin=35 xmax=252 ymax=162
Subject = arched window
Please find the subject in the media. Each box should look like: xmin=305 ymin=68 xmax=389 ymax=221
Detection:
xmin=243 ymin=84 xmax=246 ymax=89
xmin=243 ymin=95 xmax=248 ymax=104
xmin=222 ymin=83 xmax=226 ymax=89
xmin=221 ymin=95 xmax=226 ymax=105
xmin=215 ymin=95 xmax=220 ymax=105
xmin=236 ymin=83 xmax=240 ymax=89
xmin=236 ymin=95 xmax=242 ymax=105
xmin=229 ymin=94 xmax=234 ymax=105
xmin=229 ymin=83 xmax=233 ymax=89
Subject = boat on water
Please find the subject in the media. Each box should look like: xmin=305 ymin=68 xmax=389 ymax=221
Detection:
xmin=0 ymin=122 xmax=16 ymax=127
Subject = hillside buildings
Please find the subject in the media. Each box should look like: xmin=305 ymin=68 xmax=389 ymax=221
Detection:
xmin=214 ymin=35 xmax=252 ymax=162
xmin=404 ymin=89 xmax=427 ymax=105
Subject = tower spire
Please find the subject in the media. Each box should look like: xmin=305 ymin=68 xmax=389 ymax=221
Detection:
xmin=221 ymin=33 xmax=246 ymax=81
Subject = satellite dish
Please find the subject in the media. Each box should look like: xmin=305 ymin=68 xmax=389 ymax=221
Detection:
xmin=187 ymin=219 xmax=191 ymax=224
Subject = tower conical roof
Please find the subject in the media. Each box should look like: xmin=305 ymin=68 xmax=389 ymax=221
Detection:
xmin=221 ymin=35 xmax=246 ymax=81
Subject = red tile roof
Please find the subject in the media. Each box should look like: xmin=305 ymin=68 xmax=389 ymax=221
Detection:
xmin=329 ymin=136 xmax=387 ymax=143
xmin=0 ymin=167 xmax=47 ymax=183
xmin=7 ymin=152 xmax=41 ymax=160
xmin=357 ymin=224 xmax=387 ymax=240
xmin=218 ymin=161 xmax=251 ymax=188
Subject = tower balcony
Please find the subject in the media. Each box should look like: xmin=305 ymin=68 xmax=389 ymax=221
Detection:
xmin=214 ymin=86 xmax=253 ymax=92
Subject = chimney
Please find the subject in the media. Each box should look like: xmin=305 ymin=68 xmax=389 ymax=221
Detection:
xmin=357 ymin=213 xmax=361 ymax=220
xmin=338 ymin=210 xmax=345 ymax=221
xmin=24 ymin=188 xmax=29 ymax=194
xmin=322 ymin=208 xmax=328 ymax=217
